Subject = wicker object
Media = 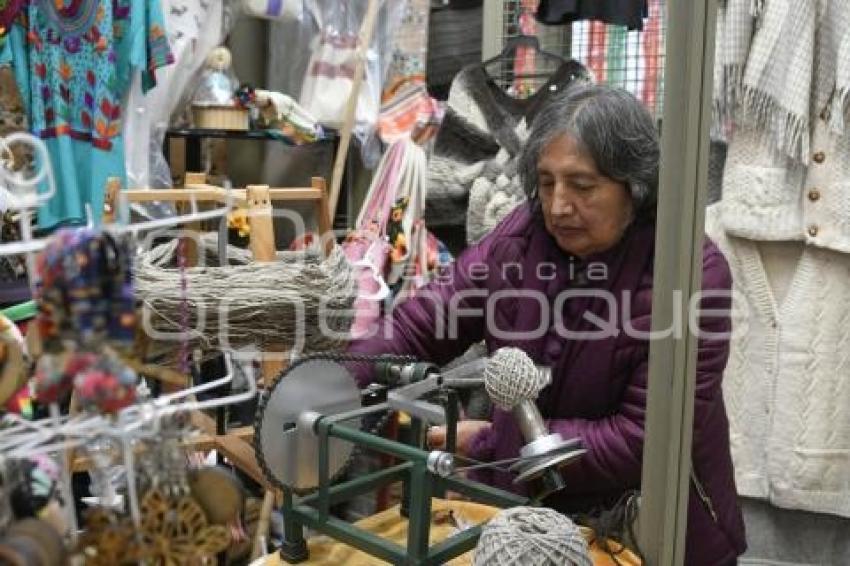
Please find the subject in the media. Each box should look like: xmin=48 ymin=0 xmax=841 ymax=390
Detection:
xmin=192 ymin=105 xmax=250 ymax=131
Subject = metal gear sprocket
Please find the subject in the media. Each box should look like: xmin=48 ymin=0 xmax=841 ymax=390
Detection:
xmin=254 ymin=352 xmax=414 ymax=494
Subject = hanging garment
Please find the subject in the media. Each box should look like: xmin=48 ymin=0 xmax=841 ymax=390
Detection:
xmin=713 ymin=0 xmax=850 ymax=162
xmin=719 ymin=118 xmax=850 ymax=253
xmin=426 ymin=60 xmax=588 ymax=229
xmin=465 ymin=140 xmax=527 ymax=245
xmin=586 ymin=21 xmax=607 ymax=83
xmin=535 ymin=0 xmax=647 ymax=31
xmin=562 ymin=5 xmax=661 ymax=114
xmin=123 ymin=0 xmax=223 ymax=189
xmin=738 ymin=497 xmax=850 ymax=565
xmin=711 ymin=0 xmax=754 ymax=141
xmin=378 ymin=0 xmax=437 ymax=144
xmin=0 ymin=0 xmax=173 ymax=229
xmin=706 ymin=204 xmax=850 ymax=518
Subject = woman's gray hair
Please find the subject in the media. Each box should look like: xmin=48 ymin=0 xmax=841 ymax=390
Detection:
xmin=519 ymin=84 xmax=659 ymax=218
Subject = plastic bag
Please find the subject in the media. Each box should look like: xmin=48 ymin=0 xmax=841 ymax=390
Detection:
xmin=123 ymin=0 xmax=233 ymax=192
xmin=341 ymin=141 xmax=405 ymax=339
xmin=266 ymin=0 xmax=404 ymax=168
xmin=299 ymin=29 xmax=379 ymax=131
xmin=341 ymin=139 xmax=440 ymax=338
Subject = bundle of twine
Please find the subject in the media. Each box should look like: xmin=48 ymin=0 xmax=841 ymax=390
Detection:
xmin=135 ymin=234 xmax=356 ymax=358
xmin=473 ymin=507 xmax=593 ymax=566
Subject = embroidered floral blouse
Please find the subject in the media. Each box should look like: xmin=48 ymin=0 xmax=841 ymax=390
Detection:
xmin=1 ymin=0 xmax=173 ymax=228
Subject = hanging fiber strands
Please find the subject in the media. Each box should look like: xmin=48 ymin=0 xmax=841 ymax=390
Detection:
xmin=135 ymin=234 xmax=356 ymax=357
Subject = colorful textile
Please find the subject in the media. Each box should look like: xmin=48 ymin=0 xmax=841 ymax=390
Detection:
xmin=0 ymin=0 xmax=173 ymax=228
xmin=377 ymin=0 xmax=436 ymax=143
xmin=640 ymin=0 xmax=661 ymax=117
xmin=587 ymin=21 xmax=607 ymax=84
xmin=563 ymin=5 xmax=662 ymax=118
xmin=378 ymin=80 xmax=442 ymax=144
xmin=35 ymin=228 xmax=135 ymax=351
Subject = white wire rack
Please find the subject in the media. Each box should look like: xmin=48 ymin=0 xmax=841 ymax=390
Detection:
xmin=0 ymin=132 xmax=251 ymax=536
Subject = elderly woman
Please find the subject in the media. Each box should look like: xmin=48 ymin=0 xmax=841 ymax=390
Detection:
xmin=348 ymin=84 xmax=746 ymax=565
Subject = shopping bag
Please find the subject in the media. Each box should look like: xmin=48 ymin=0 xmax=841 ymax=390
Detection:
xmin=342 ymin=142 xmax=406 ymax=339
xmin=298 ymin=30 xmax=378 ymax=129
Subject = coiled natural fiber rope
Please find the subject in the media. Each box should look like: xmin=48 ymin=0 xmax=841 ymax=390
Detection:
xmin=483 ymin=347 xmax=546 ymax=410
xmin=473 ymin=507 xmax=593 ymax=566
xmin=135 ymin=234 xmax=356 ymax=358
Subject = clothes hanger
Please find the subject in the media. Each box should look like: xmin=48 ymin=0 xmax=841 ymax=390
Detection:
xmin=481 ymin=33 xmax=567 ymax=81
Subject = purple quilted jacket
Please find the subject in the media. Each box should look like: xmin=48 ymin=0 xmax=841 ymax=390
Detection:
xmin=348 ymin=204 xmax=746 ymax=565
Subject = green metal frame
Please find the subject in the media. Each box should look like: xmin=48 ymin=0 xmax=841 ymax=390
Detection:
xmin=279 ymin=402 xmax=527 ymax=565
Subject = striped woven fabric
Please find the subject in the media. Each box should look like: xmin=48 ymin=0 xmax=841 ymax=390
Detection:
xmin=378 ymin=78 xmax=443 ymax=144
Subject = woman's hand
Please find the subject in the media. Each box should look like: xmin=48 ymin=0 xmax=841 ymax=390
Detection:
xmin=427 ymin=420 xmax=491 ymax=457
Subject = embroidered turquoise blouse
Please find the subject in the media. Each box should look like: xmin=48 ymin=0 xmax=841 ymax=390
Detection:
xmin=0 ymin=0 xmax=172 ymax=228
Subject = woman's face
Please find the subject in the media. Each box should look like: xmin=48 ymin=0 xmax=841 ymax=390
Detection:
xmin=537 ymin=134 xmax=634 ymax=258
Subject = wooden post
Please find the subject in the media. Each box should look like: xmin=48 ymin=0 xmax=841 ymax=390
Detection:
xmin=184 ymin=171 xmax=208 ymax=186
xmin=182 ymin=172 xmax=208 ymax=267
xmin=313 ymin=176 xmax=334 ymax=257
xmin=326 ymin=0 xmax=381 ymax=228
xmin=246 ymin=185 xmax=276 ymax=263
xmin=251 ymin=490 xmax=277 ymax=560
xmin=246 ymin=184 xmax=285 ymax=387
xmin=169 ymin=137 xmax=187 ymax=186
xmin=245 ymin=185 xmax=287 ymax=531
xmin=102 ymin=177 xmax=121 ymax=224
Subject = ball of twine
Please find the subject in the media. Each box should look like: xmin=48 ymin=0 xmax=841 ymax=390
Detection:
xmin=474 ymin=507 xmax=593 ymax=566
xmin=484 ymin=347 xmax=544 ymax=410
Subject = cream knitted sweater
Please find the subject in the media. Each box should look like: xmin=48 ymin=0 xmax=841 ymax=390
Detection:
xmin=720 ymin=118 xmax=850 ymax=253
xmin=706 ymin=205 xmax=850 ymax=517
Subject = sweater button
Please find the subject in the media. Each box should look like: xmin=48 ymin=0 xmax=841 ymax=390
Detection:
xmin=813 ymin=151 xmax=825 ymax=163
xmin=807 ymin=188 xmax=820 ymax=202
xmin=807 ymin=225 xmax=819 ymax=237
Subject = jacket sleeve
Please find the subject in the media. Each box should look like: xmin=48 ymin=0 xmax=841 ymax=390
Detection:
xmin=346 ymin=228 xmax=505 ymax=386
xmin=469 ymin=243 xmax=733 ymax=494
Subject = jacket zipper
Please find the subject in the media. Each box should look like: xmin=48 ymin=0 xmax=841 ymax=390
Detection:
xmin=691 ymin=467 xmax=719 ymax=523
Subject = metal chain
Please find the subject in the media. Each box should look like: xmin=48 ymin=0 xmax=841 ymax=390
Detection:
xmin=254 ymin=351 xmax=416 ymax=494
